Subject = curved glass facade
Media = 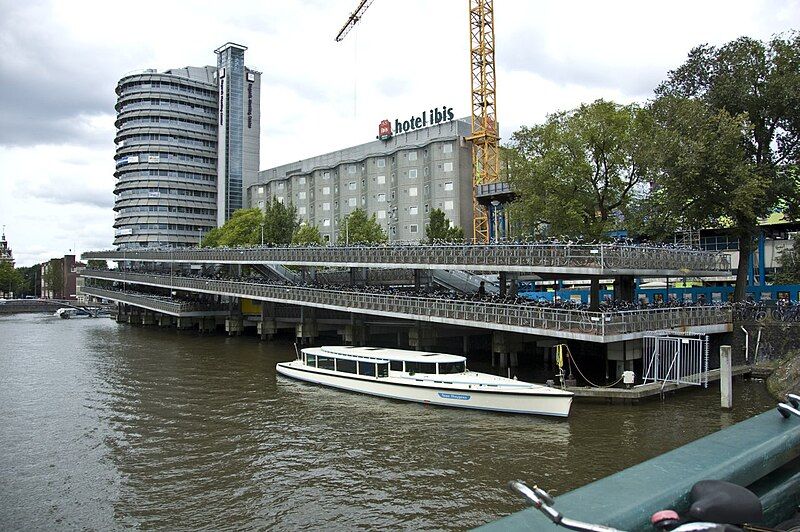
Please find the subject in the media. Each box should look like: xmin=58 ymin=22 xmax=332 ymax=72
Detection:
xmin=113 ymin=68 xmax=218 ymax=249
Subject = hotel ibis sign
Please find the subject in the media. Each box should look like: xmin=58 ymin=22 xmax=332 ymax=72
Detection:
xmin=377 ymin=105 xmax=455 ymax=141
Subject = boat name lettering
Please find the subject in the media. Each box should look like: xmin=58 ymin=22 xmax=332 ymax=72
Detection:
xmin=438 ymin=392 xmax=470 ymax=401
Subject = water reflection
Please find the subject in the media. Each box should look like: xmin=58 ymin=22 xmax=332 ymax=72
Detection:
xmin=0 ymin=315 xmax=776 ymax=531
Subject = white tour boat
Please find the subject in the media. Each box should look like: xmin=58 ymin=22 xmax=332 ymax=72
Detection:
xmin=276 ymin=346 xmax=573 ymax=417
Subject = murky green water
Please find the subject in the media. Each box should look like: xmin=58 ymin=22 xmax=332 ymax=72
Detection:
xmin=0 ymin=313 xmax=775 ymax=530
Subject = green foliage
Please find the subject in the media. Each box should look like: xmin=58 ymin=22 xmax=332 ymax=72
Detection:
xmin=505 ymin=99 xmax=653 ymax=239
xmin=648 ymin=33 xmax=800 ymax=300
xmin=42 ymin=259 xmax=64 ymax=297
xmin=0 ymin=262 xmax=23 ymax=296
xmin=87 ymin=259 xmax=107 ymax=269
xmin=14 ymin=265 xmax=38 ymax=296
xmin=292 ymin=223 xmax=324 ymax=246
xmin=337 ymin=209 xmax=387 ymax=245
xmin=202 ymin=202 xmax=299 ymax=247
xmin=775 ymin=239 xmax=800 ymax=285
xmin=425 ymin=208 xmax=464 ymax=242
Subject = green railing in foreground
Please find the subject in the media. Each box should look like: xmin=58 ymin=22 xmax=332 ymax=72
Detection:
xmin=474 ymin=408 xmax=800 ymax=531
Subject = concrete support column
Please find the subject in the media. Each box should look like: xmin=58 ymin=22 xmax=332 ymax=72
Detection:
xmin=259 ymin=301 xmax=277 ymax=341
xmin=199 ymin=316 xmax=216 ymax=333
xmin=499 ymin=272 xmax=507 ymax=298
xmin=414 ymin=269 xmax=422 ymax=291
xmin=613 ymin=275 xmax=636 ymax=303
xmin=157 ymin=314 xmax=174 ymax=328
xmin=349 ymin=267 xmax=367 ymax=287
xmin=176 ymin=317 xmax=195 ymax=330
xmin=589 ymin=278 xmax=601 ymax=311
xmin=296 ymin=307 xmax=318 ymax=345
xmin=140 ymin=311 xmax=155 ymax=326
xmin=720 ymin=345 xmax=733 ymax=409
xmin=409 ymin=321 xmax=437 ymax=351
xmin=225 ymin=316 xmax=244 ymax=336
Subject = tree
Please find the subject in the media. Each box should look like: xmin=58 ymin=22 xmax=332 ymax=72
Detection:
xmin=337 ymin=209 xmax=387 ymax=244
xmin=774 ymin=239 xmax=800 ymax=285
xmin=42 ymin=259 xmax=64 ymax=298
xmin=652 ymin=34 xmax=800 ymax=300
xmin=201 ymin=202 xmax=299 ymax=247
xmin=0 ymin=262 xmax=23 ymax=297
xmin=505 ymin=99 xmax=653 ymax=239
xmin=87 ymin=259 xmax=107 ymax=270
xmin=292 ymin=223 xmax=324 ymax=246
xmin=425 ymin=208 xmax=464 ymax=242
xmin=262 ymin=198 xmax=299 ymax=245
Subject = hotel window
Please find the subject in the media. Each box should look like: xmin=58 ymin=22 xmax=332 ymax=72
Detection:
xmin=323 ymin=171 xmax=331 ymax=180
xmin=444 ymin=182 xmax=454 ymax=191
xmin=408 ymin=151 xmax=417 ymax=161
xmin=278 ymin=183 xmax=285 ymax=190
xmin=377 ymin=175 xmax=386 ymax=185
xmin=378 ymin=210 xmax=386 ymax=219
xmin=444 ymin=200 xmax=454 ymax=210
xmin=348 ymin=165 xmax=357 ymax=174
xmin=409 ymin=206 xmax=418 ymax=215
xmin=299 ymin=206 xmax=306 ymax=215
xmin=409 ymin=187 xmax=418 ymax=197
xmin=408 ymin=169 xmax=417 ymax=179
xmin=298 ymin=177 xmax=306 ymax=184
xmin=258 ymin=200 xmax=265 ymax=209
xmin=410 ymin=224 xmax=418 ymax=234
xmin=348 ymin=182 xmax=357 ymax=191
xmin=443 ymin=143 xmax=453 ymax=153
xmin=348 ymin=197 xmax=357 ymax=207
xmin=298 ymin=191 xmax=306 ymax=199
xmin=257 ymin=186 xmax=264 ymax=194
xmin=377 ymin=158 xmax=386 ymax=168
xmin=323 ymin=187 xmax=330 ymax=195
xmin=377 ymin=193 xmax=386 ymax=202
xmin=443 ymin=162 xmax=454 ymax=172
xmin=323 ymin=219 xmax=331 ymax=227
xmin=323 ymin=202 xmax=330 ymax=211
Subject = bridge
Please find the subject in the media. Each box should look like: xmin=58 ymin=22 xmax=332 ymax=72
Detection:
xmin=80 ymin=269 xmax=731 ymax=343
xmin=82 ymin=243 xmax=730 ymax=277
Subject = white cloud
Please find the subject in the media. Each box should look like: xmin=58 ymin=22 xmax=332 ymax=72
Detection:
xmin=0 ymin=0 xmax=797 ymax=265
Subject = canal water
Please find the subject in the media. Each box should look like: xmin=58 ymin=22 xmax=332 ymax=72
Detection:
xmin=0 ymin=314 xmax=775 ymax=531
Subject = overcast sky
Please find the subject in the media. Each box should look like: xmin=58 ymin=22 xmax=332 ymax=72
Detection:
xmin=0 ymin=0 xmax=797 ymax=266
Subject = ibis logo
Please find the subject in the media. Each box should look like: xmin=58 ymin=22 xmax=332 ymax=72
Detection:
xmin=377 ymin=119 xmax=392 ymax=140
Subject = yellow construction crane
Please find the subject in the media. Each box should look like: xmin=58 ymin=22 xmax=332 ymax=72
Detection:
xmin=335 ymin=0 xmax=501 ymax=243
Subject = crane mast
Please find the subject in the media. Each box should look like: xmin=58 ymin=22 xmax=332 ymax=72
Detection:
xmin=466 ymin=0 xmax=499 ymax=243
xmin=335 ymin=0 xmax=500 ymax=242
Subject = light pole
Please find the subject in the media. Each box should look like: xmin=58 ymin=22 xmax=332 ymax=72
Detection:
xmin=261 ymin=223 xmax=265 ymax=246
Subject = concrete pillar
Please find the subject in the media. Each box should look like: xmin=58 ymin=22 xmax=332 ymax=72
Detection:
xmin=720 ymin=345 xmax=733 ymax=409
xmin=613 ymin=275 xmax=636 ymax=303
xmin=157 ymin=315 xmax=174 ymax=327
xmin=409 ymin=321 xmax=437 ymax=350
xmin=141 ymin=311 xmax=155 ymax=326
xmin=499 ymin=272 xmax=507 ymax=298
xmin=225 ymin=316 xmax=244 ymax=336
xmin=414 ymin=269 xmax=422 ymax=291
xmin=589 ymin=278 xmax=601 ymax=311
xmin=176 ymin=317 xmax=194 ymax=330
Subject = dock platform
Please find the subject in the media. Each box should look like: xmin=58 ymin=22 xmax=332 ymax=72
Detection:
xmin=567 ymin=365 xmax=759 ymax=402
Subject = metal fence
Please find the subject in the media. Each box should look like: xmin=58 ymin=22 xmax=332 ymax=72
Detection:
xmin=82 ymin=270 xmax=731 ymax=339
xmin=83 ymin=243 xmax=730 ymax=274
xmin=642 ymin=335 xmax=709 ymax=387
xmin=82 ymin=286 xmax=224 ymax=315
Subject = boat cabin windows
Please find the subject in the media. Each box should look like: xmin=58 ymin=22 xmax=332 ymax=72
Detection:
xmin=390 ymin=360 xmax=403 ymax=372
xmin=306 ymin=353 xmax=317 ymax=367
xmin=337 ymin=359 xmax=357 ymax=374
xmin=358 ymin=362 xmax=376 ymax=377
xmin=376 ymin=363 xmax=388 ymax=378
xmin=405 ymin=361 xmax=436 ymax=375
xmin=438 ymin=362 xmax=466 ymax=374
xmin=317 ymin=356 xmax=335 ymax=371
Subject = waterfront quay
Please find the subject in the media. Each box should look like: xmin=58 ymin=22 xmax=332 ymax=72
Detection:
xmin=81 ymin=243 xmax=735 ymax=389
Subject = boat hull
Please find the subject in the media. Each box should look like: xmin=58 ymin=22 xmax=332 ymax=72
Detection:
xmin=276 ymin=362 xmax=572 ymax=417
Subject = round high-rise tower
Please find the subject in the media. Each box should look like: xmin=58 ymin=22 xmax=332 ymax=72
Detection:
xmin=113 ymin=67 xmax=218 ymax=249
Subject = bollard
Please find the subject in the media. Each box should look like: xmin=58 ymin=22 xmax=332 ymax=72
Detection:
xmin=720 ymin=345 xmax=733 ymax=409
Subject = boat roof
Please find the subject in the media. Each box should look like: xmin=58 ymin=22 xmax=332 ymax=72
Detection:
xmin=305 ymin=345 xmax=466 ymax=364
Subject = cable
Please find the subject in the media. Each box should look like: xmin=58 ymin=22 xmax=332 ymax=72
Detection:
xmin=561 ymin=344 xmax=624 ymax=389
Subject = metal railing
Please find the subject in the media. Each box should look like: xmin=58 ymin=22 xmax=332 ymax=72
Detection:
xmin=83 ymin=243 xmax=730 ymax=274
xmin=82 ymin=286 xmax=224 ymax=315
xmin=81 ymin=270 xmax=731 ymax=339
xmin=642 ymin=335 xmax=709 ymax=388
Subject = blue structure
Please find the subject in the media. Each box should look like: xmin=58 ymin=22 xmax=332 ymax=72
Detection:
xmin=521 ymin=283 xmax=800 ymax=305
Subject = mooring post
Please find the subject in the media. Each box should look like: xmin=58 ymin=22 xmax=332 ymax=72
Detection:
xmin=720 ymin=345 xmax=733 ymax=409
